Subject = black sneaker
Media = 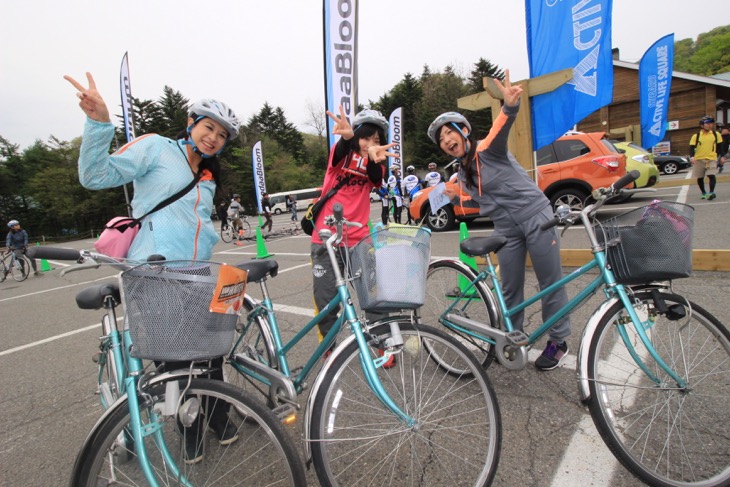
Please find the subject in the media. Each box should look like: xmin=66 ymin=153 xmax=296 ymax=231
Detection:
xmin=211 ymin=420 xmax=239 ymax=446
xmin=185 ymin=432 xmax=204 ymax=465
xmin=535 ymin=340 xmax=568 ymax=371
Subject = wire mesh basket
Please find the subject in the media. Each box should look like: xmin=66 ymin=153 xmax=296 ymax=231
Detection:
xmin=121 ymin=261 xmax=245 ymax=361
xmin=595 ymin=201 xmax=694 ymax=285
xmin=350 ymin=225 xmax=431 ymax=312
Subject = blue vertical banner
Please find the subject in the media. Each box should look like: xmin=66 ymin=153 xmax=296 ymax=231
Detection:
xmin=525 ymin=0 xmax=614 ymax=150
xmin=388 ymin=107 xmax=403 ymax=176
xmin=323 ymin=0 xmax=358 ymax=148
xmin=252 ymin=141 xmax=266 ymax=214
xmin=639 ymin=34 xmax=674 ymax=150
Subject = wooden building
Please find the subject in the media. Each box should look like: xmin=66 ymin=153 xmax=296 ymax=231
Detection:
xmin=577 ymin=60 xmax=730 ymax=156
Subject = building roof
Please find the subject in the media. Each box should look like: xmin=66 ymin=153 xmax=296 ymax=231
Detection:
xmin=613 ymin=59 xmax=730 ymax=88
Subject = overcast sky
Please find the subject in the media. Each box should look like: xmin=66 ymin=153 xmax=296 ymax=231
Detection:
xmin=1 ymin=0 xmax=724 ymax=151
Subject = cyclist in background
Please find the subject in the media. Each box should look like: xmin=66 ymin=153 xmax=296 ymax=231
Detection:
xmin=428 ymin=70 xmax=572 ymax=371
xmin=401 ymin=165 xmax=422 ymax=224
xmin=5 ymin=220 xmax=40 ymax=276
xmin=227 ymin=194 xmax=244 ymax=239
xmin=423 ymin=161 xmax=445 ymax=187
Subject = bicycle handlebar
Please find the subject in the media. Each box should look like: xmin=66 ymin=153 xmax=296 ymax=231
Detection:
xmin=27 ymin=246 xmax=82 ymax=261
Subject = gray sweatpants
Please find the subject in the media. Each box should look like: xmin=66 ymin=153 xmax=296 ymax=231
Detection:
xmin=494 ymin=206 xmax=571 ymax=342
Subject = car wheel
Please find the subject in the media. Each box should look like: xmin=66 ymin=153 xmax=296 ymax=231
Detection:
xmin=274 ymin=208 xmax=282 ymax=215
xmin=662 ymin=161 xmax=678 ymax=175
xmin=550 ymin=188 xmax=588 ymax=213
xmin=425 ymin=204 xmax=456 ymax=232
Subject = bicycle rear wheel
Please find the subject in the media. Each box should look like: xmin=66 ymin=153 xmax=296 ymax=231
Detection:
xmin=587 ymin=291 xmax=730 ymax=486
xmin=72 ymin=378 xmax=306 ymax=487
xmin=310 ymin=320 xmax=501 ymax=487
xmin=11 ymin=255 xmax=30 ymax=281
xmin=421 ymin=259 xmax=500 ymax=371
xmin=220 ymin=221 xmax=233 ymax=243
xmin=241 ymin=220 xmax=253 ymax=240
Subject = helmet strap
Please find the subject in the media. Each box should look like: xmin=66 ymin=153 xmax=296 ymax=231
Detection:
xmin=450 ymin=122 xmax=471 ymax=160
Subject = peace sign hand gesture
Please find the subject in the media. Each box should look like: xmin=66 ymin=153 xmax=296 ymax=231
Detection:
xmin=64 ymin=72 xmax=111 ymax=123
xmin=493 ymin=69 xmax=523 ymax=108
xmin=325 ymin=105 xmax=354 ymax=140
xmin=368 ymin=143 xmax=398 ymax=164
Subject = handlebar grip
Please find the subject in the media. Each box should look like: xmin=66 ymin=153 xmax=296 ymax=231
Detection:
xmin=27 ymin=246 xmax=81 ymax=261
xmin=540 ymin=218 xmax=560 ymax=231
xmin=610 ymin=170 xmax=640 ymax=191
xmin=332 ymin=202 xmax=344 ymax=221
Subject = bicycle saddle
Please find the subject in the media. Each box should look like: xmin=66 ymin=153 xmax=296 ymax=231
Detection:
xmin=459 ymin=236 xmax=508 ymax=257
xmin=76 ymin=283 xmax=121 ymax=310
xmin=235 ymin=259 xmax=279 ymax=281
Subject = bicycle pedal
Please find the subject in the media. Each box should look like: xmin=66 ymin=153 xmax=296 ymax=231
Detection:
xmin=272 ymin=404 xmax=298 ymax=424
xmin=505 ymin=331 xmax=529 ymax=347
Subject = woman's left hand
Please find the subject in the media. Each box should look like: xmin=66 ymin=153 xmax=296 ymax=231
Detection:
xmin=367 ymin=143 xmax=398 ymax=163
xmin=493 ymin=69 xmax=523 ymax=107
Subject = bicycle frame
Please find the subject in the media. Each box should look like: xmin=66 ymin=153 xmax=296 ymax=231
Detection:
xmin=437 ymin=202 xmax=687 ymax=389
xmin=228 ymin=221 xmax=417 ymax=425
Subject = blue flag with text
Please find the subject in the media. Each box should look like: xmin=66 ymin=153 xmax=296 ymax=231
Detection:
xmin=323 ymin=0 xmax=358 ymax=148
xmin=639 ymin=34 xmax=674 ymax=150
xmin=526 ymin=0 xmax=614 ymax=150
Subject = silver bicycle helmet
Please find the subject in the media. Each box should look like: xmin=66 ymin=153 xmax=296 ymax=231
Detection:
xmin=406 ymin=165 xmax=415 ymax=173
xmin=189 ymin=99 xmax=240 ymax=140
xmin=7 ymin=220 xmax=19 ymax=228
xmin=427 ymin=112 xmax=472 ymax=144
xmin=353 ymin=109 xmax=388 ymax=133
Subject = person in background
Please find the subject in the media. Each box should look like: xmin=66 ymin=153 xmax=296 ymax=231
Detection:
xmin=5 ymin=220 xmax=40 ymax=276
xmin=401 ymin=165 xmax=422 ymax=224
xmin=227 ymin=194 xmax=244 ymax=239
xmin=718 ymin=123 xmax=729 ymax=174
xmin=286 ymin=194 xmax=298 ymax=221
xmin=377 ymin=179 xmax=391 ymax=225
xmin=65 ymin=71 xmax=241 ymax=462
xmin=217 ymin=200 xmax=229 ymax=228
xmin=311 ymin=106 xmax=395 ymax=366
xmin=427 ymin=70 xmax=572 ymax=371
xmin=689 ymin=116 xmax=725 ymax=200
xmin=260 ymin=192 xmax=273 ymax=232
xmin=387 ymin=167 xmax=404 ymax=224
xmin=423 ymin=161 xmax=445 ymax=188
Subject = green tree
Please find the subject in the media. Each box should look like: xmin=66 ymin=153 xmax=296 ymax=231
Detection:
xmin=673 ymin=25 xmax=730 ymax=75
xmin=158 ymin=86 xmax=190 ymax=138
xmin=464 ymin=58 xmax=503 ymax=139
xmin=248 ymin=103 xmax=305 ymax=162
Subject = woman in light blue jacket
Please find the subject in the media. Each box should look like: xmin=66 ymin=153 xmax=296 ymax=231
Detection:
xmin=65 ymin=72 xmax=240 ymax=263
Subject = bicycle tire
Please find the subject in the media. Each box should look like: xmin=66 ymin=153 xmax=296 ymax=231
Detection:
xmin=0 ymin=260 xmax=7 ymax=282
xmin=11 ymin=254 xmax=30 ymax=282
xmin=72 ymin=378 xmax=306 ymax=487
xmin=241 ymin=221 xmax=253 ymax=240
xmin=586 ymin=291 xmax=730 ymax=486
xmin=310 ymin=321 xmax=501 ymax=487
xmin=220 ymin=221 xmax=233 ymax=243
xmin=421 ymin=259 xmax=500 ymax=372
xmin=223 ymin=303 xmax=279 ymax=408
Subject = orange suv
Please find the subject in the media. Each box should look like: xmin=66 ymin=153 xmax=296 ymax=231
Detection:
xmin=409 ymin=132 xmax=627 ymax=231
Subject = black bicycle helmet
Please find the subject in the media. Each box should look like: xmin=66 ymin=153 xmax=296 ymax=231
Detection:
xmin=699 ymin=116 xmax=715 ymax=125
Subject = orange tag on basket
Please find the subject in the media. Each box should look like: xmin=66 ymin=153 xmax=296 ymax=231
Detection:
xmin=209 ymin=264 xmax=247 ymax=315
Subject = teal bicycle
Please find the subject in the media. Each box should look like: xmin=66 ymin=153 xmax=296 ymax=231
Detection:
xmin=30 ymin=247 xmax=306 ymax=487
xmin=418 ymin=171 xmax=730 ymax=487
xmin=223 ymin=203 xmax=502 ymax=487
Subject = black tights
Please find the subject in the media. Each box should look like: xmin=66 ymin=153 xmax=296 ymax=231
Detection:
xmin=697 ymin=175 xmax=716 ymax=194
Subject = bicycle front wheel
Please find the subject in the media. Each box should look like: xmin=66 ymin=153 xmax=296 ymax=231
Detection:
xmin=421 ymin=259 xmax=500 ymax=371
xmin=11 ymin=255 xmax=30 ymax=281
xmin=220 ymin=222 xmax=233 ymax=243
xmin=310 ymin=321 xmax=501 ymax=487
xmin=587 ymin=291 xmax=730 ymax=486
xmin=72 ymin=378 xmax=306 ymax=487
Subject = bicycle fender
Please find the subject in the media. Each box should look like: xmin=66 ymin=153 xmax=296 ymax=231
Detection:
xmin=576 ymin=297 xmax=620 ymax=402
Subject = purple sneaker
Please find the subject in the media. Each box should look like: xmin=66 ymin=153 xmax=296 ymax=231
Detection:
xmin=535 ymin=340 xmax=568 ymax=371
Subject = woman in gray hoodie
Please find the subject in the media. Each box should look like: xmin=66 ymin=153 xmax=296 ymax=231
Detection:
xmin=427 ymin=70 xmax=571 ymax=371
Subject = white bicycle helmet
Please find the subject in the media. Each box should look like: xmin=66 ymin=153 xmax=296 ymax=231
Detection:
xmin=188 ymin=99 xmax=240 ymax=140
xmin=427 ymin=112 xmax=472 ymax=144
xmin=406 ymin=165 xmax=415 ymax=173
xmin=7 ymin=220 xmax=19 ymax=228
xmin=353 ymin=109 xmax=389 ymax=133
